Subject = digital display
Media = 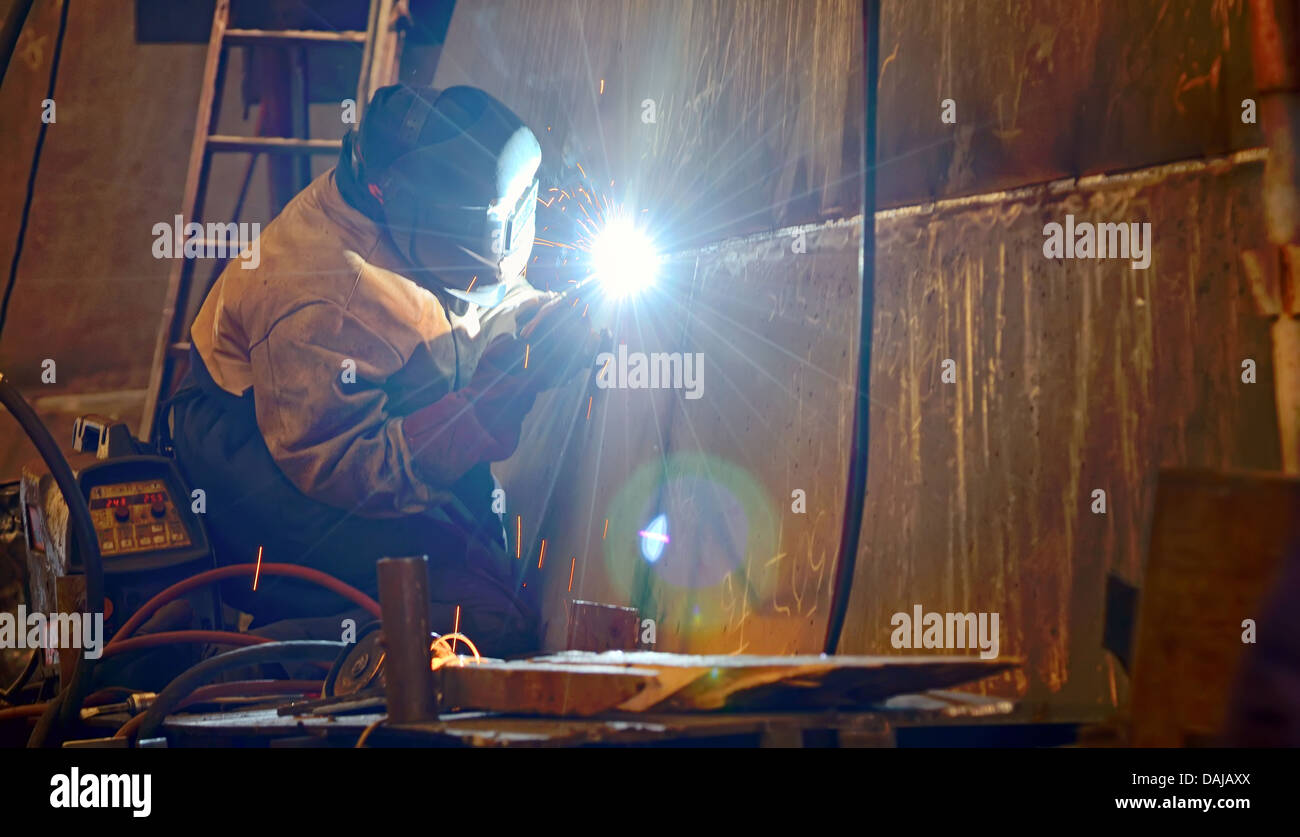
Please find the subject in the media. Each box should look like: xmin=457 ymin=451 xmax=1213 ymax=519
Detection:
xmin=89 ymin=479 xmax=191 ymax=556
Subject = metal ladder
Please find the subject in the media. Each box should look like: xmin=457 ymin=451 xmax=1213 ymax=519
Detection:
xmin=139 ymin=0 xmax=399 ymax=443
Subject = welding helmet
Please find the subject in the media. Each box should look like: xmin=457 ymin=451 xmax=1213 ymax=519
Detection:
xmin=365 ymin=85 xmax=541 ymax=307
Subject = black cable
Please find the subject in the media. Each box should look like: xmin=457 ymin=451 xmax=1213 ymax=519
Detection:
xmin=0 ymin=376 xmax=102 ymax=618
xmin=823 ymin=0 xmax=880 ymax=655
xmin=136 ymin=640 xmax=344 ymax=741
xmin=0 ymin=373 xmax=104 ymax=747
xmin=0 ymin=649 xmax=39 ymax=703
xmin=0 ymin=0 xmax=71 ymax=341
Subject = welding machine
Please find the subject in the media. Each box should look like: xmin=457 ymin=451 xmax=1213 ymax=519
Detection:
xmin=22 ymin=414 xmax=219 ymax=642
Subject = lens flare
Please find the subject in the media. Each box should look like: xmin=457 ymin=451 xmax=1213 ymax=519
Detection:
xmin=590 ymin=216 xmax=658 ymax=297
xmin=639 ymin=513 xmax=670 ymax=563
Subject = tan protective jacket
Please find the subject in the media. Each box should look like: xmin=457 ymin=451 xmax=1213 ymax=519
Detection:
xmin=190 ymin=169 xmax=539 ymax=517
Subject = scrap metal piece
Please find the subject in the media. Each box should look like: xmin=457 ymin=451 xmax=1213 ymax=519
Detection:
xmin=437 ymin=661 xmax=658 ymax=717
xmin=532 ymin=651 xmax=1016 ymax=712
xmin=565 ymin=599 xmax=639 ymax=652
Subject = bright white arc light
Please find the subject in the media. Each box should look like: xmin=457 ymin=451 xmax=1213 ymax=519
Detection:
xmin=590 ymin=217 xmax=658 ymax=298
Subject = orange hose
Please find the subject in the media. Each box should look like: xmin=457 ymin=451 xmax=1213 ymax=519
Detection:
xmin=0 ymin=703 xmax=48 ymax=720
xmin=109 ymin=563 xmax=381 ymax=645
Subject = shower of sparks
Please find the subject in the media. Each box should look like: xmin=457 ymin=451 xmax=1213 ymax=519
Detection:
xmin=568 ymin=557 xmax=576 ymax=592
xmin=538 ymin=538 xmax=547 ymax=569
xmin=533 ymin=163 xmax=656 ymax=297
xmin=253 ymin=545 xmax=263 ymax=591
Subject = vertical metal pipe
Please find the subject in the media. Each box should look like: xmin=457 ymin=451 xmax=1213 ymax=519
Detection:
xmin=824 ymin=0 xmax=880 ymax=654
xmin=1249 ymin=0 xmax=1300 ymax=472
xmin=376 ymin=556 xmax=436 ymax=723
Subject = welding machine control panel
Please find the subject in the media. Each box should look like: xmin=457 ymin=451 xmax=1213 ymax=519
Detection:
xmin=74 ymin=455 xmax=210 ymax=576
xmin=89 ymin=479 xmax=191 ymax=556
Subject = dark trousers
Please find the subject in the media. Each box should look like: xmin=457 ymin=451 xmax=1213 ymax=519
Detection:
xmin=169 ymin=349 xmax=539 ymax=656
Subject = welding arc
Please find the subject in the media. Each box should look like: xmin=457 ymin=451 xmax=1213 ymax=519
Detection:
xmin=110 ymin=563 xmax=382 ymax=645
xmin=134 ymin=641 xmax=344 ymax=741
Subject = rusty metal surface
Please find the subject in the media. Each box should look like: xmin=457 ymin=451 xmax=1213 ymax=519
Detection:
xmin=851 ymin=153 xmax=1282 ymax=718
xmin=438 ymin=661 xmax=660 ymax=716
xmin=1131 ymin=468 xmax=1300 ymax=746
xmin=878 ymin=0 xmax=1262 ymax=207
xmin=376 ymin=556 xmax=436 ymax=722
xmin=565 ymin=599 xmax=640 ymax=651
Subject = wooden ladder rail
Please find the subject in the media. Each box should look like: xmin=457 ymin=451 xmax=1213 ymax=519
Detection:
xmin=139 ymin=0 xmax=396 ymax=443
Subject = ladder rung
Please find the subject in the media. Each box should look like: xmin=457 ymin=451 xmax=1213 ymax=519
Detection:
xmin=207 ymin=135 xmax=342 ymax=154
xmin=224 ymin=28 xmax=367 ymax=46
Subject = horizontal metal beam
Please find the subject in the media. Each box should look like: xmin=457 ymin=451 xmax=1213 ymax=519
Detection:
xmin=206 ymin=135 xmax=342 ymax=154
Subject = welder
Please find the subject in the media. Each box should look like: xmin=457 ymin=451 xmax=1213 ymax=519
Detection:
xmin=168 ymin=85 xmax=599 ymax=656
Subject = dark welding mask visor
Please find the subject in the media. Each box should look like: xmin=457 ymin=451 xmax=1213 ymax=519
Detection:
xmin=378 ymin=90 xmax=542 ymax=303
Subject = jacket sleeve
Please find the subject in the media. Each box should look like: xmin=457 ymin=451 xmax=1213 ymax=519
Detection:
xmin=249 ymin=301 xmax=453 ymax=517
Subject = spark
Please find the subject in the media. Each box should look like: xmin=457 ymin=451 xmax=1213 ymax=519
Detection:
xmin=538 ymin=538 xmax=547 ymax=569
xmin=599 ymin=79 xmax=605 ymax=95
xmin=467 ymin=275 xmax=477 ymax=291
xmin=586 ymin=394 xmax=593 ymax=420
xmin=252 ymin=545 xmax=263 ymax=590
xmin=516 ymin=515 xmax=521 ymax=558
xmin=452 ymin=605 xmax=460 ymax=654
xmin=523 ymin=343 xmax=530 ymax=369
xmin=577 ymin=162 xmax=587 ymax=179
xmin=430 ymin=632 xmax=482 ymax=670
xmin=602 ymin=518 xmax=609 ymax=539
xmin=638 ymin=529 xmax=670 ymax=544
xmin=568 ymin=557 xmax=576 ymax=592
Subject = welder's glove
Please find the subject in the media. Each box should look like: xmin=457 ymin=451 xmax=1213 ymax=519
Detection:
xmin=401 ymin=339 xmax=542 ymax=484
xmin=402 ymin=300 xmax=607 ymax=485
xmin=511 ymin=293 xmax=607 ymax=393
